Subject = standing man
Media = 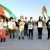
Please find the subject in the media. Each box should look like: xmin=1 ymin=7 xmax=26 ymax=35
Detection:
xmin=37 ymin=16 xmax=43 ymax=39
xmin=24 ymin=17 xmax=28 ymax=36
xmin=0 ymin=18 xmax=6 ymax=42
xmin=8 ymin=17 xmax=15 ymax=39
xmin=28 ymin=17 xmax=34 ymax=40
xmin=46 ymin=18 xmax=50 ymax=39
xmin=18 ymin=16 xmax=25 ymax=40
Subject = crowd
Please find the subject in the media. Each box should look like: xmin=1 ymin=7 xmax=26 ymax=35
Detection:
xmin=0 ymin=15 xmax=50 ymax=42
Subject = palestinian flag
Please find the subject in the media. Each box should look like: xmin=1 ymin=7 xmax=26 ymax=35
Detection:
xmin=41 ymin=6 xmax=50 ymax=21
xmin=0 ymin=6 xmax=5 ymax=15
xmin=0 ymin=4 xmax=17 ymax=21
xmin=42 ymin=6 xmax=47 ymax=16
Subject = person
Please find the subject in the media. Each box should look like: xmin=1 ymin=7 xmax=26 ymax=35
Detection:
xmin=0 ymin=18 xmax=6 ymax=42
xmin=24 ymin=17 xmax=28 ymax=36
xmin=37 ymin=16 xmax=43 ymax=39
xmin=18 ymin=16 xmax=25 ymax=40
xmin=15 ymin=21 xmax=19 ymax=32
xmin=8 ymin=17 xmax=15 ymax=39
xmin=28 ymin=17 xmax=34 ymax=40
xmin=46 ymin=18 xmax=50 ymax=39
xmin=15 ymin=21 xmax=19 ymax=37
xmin=3 ymin=20 xmax=8 ymax=30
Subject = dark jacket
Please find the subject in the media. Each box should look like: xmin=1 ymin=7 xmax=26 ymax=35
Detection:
xmin=37 ymin=20 xmax=43 ymax=28
xmin=24 ymin=21 xmax=28 ymax=29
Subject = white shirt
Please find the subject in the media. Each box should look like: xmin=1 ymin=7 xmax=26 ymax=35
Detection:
xmin=8 ymin=22 xmax=15 ymax=29
xmin=28 ymin=23 xmax=33 ymax=29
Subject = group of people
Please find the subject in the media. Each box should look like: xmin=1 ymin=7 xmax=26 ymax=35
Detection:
xmin=0 ymin=17 xmax=15 ymax=42
xmin=0 ymin=15 xmax=50 ymax=42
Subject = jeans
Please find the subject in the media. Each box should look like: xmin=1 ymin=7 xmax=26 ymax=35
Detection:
xmin=28 ymin=29 xmax=33 ymax=39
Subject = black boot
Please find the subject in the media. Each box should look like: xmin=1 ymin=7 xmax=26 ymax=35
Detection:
xmin=19 ymin=36 xmax=21 ymax=40
xmin=31 ymin=37 xmax=33 ymax=40
xmin=38 ymin=37 xmax=42 ymax=39
xmin=0 ymin=38 xmax=2 ymax=42
xmin=3 ymin=38 xmax=6 ymax=42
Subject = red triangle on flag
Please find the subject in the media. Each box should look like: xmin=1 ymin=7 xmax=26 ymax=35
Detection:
xmin=0 ymin=6 xmax=5 ymax=15
xmin=42 ymin=7 xmax=44 ymax=16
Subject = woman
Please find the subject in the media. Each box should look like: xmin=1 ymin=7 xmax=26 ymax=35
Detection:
xmin=18 ymin=16 xmax=25 ymax=40
xmin=37 ymin=16 xmax=43 ymax=39
xmin=8 ymin=17 xmax=15 ymax=39
xmin=28 ymin=17 xmax=34 ymax=40
xmin=0 ymin=18 xmax=6 ymax=42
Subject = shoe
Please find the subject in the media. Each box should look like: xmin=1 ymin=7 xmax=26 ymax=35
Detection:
xmin=47 ymin=38 xmax=49 ymax=40
xmin=31 ymin=38 xmax=33 ymax=40
xmin=0 ymin=38 xmax=2 ymax=42
xmin=3 ymin=38 xmax=6 ymax=42
xmin=10 ymin=39 xmax=11 ymax=40
xmin=38 ymin=37 xmax=42 ymax=39
xmin=19 ymin=37 xmax=21 ymax=40
xmin=22 ymin=37 xmax=24 ymax=40
xmin=28 ymin=38 xmax=30 ymax=39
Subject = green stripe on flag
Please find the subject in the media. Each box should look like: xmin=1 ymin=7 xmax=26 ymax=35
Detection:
xmin=0 ymin=4 xmax=17 ymax=21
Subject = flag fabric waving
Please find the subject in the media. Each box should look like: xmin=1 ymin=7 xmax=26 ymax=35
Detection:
xmin=0 ymin=6 xmax=5 ymax=15
xmin=0 ymin=4 xmax=17 ymax=21
xmin=42 ymin=6 xmax=47 ymax=16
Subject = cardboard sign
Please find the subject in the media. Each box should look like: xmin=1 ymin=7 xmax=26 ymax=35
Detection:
xmin=38 ymin=21 xmax=43 ymax=27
